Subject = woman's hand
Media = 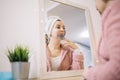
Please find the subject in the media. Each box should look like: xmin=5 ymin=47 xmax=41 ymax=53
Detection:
xmin=83 ymin=68 xmax=88 ymax=78
xmin=83 ymin=67 xmax=91 ymax=80
xmin=61 ymin=39 xmax=78 ymax=50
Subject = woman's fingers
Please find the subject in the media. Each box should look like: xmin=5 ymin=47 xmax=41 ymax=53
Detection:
xmin=63 ymin=42 xmax=78 ymax=49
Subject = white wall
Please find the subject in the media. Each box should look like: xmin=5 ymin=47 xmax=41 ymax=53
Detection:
xmin=0 ymin=0 xmax=40 ymax=78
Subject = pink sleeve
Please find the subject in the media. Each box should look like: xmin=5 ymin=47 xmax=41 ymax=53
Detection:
xmin=87 ymin=1 xmax=120 ymax=80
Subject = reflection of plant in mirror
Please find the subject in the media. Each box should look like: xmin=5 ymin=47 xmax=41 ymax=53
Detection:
xmin=7 ymin=46 xmax=29 ymax=62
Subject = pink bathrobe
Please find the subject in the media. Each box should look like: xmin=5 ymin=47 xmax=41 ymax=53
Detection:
xmin=46 ymin=45 xmax=84 ymax=72
xmin=87 ymin=0 xmax=120 ymax=80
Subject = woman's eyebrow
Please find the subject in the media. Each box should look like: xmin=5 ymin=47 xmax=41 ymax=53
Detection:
xmin=56 ymin=24 xmax=65 ymax=28
xmin=57 ymin=24 xmax=61 ymax=26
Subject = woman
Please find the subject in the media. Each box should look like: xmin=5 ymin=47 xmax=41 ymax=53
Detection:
xmin=84 ymin=0 xmax=120 ymax=80
xmin=45 ymin=16 xmax=84 ymax=71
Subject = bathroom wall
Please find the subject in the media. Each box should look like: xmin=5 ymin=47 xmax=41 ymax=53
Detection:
xmin=0 ymin=0 xmax=40 ymax=78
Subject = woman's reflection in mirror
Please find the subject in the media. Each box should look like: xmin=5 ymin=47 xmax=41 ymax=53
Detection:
xmin=45 ymin=16 xmax=84 ymax=72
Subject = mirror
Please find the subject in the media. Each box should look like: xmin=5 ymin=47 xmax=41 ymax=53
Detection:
xmin=39 ymin=0 xmax=96 ymax=79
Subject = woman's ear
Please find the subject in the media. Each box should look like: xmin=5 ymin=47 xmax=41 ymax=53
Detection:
xmin=64 ymin=31 xmax=66 ymax=36
xmin=50 ymin=34 xmax=52 ymax=37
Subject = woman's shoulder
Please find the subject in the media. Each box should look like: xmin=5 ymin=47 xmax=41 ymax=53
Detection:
xmin=110 ymin=0 xmax=120 ymax=14
xmin=102 ymin=0 xmax=120 ymax=21
xmin=112 ymin=0 xmax=120 ymax=7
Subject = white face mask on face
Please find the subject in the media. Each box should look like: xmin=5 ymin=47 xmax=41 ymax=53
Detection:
xmin=57 ymin=34 xmax=65 ymax=40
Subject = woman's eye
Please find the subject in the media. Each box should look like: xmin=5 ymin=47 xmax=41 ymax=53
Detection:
xmin=56 ymin=26 xmax=60 ymax=29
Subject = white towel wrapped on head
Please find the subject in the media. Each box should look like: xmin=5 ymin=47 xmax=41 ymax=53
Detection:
xmin=45 ymin=16 xmax=63 ymax=38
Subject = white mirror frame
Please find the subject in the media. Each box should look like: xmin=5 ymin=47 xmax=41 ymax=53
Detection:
xmin=38 ymin=0 xmax=96 ymax=79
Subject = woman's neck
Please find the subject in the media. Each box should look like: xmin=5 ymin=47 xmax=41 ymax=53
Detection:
xmin=48 ymin=38 xmax=61 ymax=50
xmin=48 ymin=38 xmax=62 ymax=57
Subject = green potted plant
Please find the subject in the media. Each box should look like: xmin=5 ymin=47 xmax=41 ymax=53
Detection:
xmin=7 ymin=45 xmax=30 ymax=80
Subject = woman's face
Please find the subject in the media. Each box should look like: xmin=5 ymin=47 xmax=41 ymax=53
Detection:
xmin=51 ymin=20 xmax=66 ymax=39
xmin=95 ymin=0 xmax=106 ymax=14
